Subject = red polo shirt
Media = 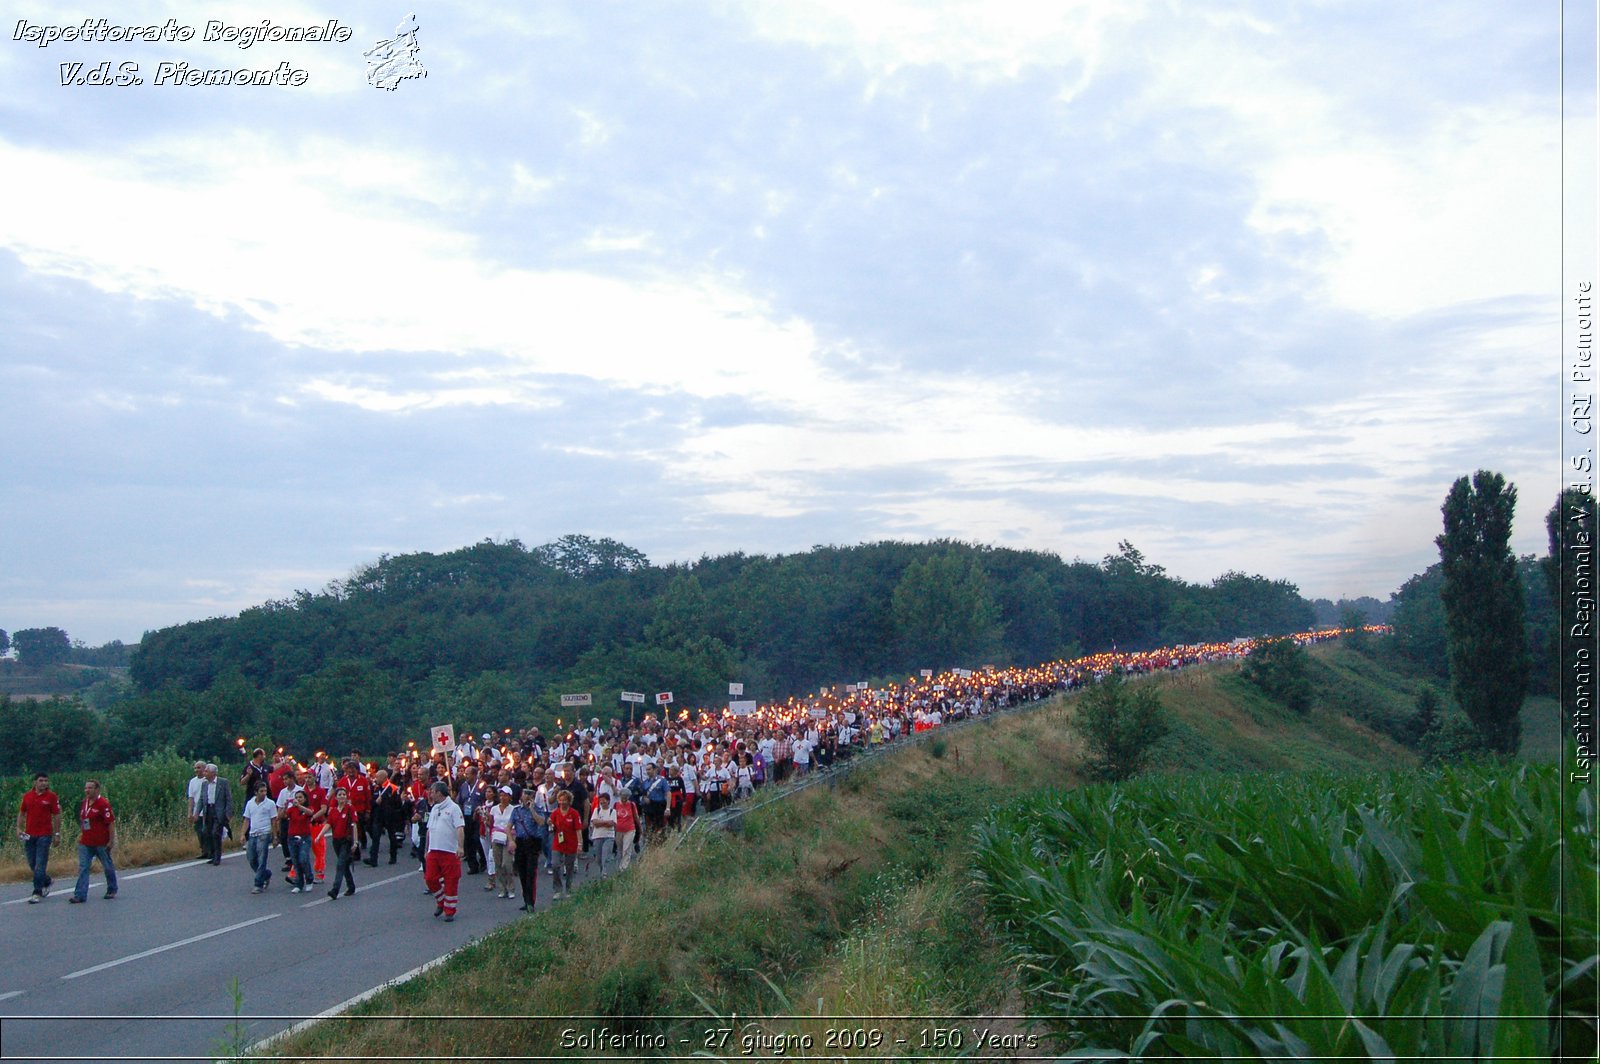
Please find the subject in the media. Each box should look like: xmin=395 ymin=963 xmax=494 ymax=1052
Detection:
xmin=326 ymin=803 xmax=357 ymax=841
xmin=78 ymin=795 xmax=114 ymax=847
xmin=549 ymin=806 xmax=582 ymax=854
xmin=284 ymin=803 xmax=316 ymax=837
xmin=20 ymin=789 xmax=60 ymax=837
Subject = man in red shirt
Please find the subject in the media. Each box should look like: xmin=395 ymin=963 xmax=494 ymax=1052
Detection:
xmin=337 ymin=759 xmax=376 ymax=866
xmin=17 ymin=773 xmax=61 ymax=903
xmin=70 ymin=779 xmax=117 ymax=903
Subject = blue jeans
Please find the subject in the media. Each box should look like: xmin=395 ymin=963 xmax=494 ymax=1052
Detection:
xmin=246 ymin=834 xmax=274 ymax=888
xmin=24 ymin=835 xmax=53 ymax=895
xmin=74 ymin=844 xmax=117 ymax=900
xmin=288 ymin=835 xmax=313 ymax=887
xmin=591 ymin=836 xmax=615 ymax=874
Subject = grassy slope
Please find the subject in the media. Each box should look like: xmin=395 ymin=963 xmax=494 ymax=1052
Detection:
xmin=269 ymin=645 xmax=1479 ymax=1061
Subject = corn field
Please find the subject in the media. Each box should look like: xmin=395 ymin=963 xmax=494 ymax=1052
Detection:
xmin=974 ymin=762 xmax=1597 ymax=1060
xmin=1 ymin=751 xmax=194 ymax=855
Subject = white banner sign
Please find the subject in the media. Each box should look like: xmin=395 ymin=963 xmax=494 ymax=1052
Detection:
xmin=560 ymin=693 xmax=593 ymax=707
xmin=920 ymin=669 xmax=933 ymax=678
xmin=728 ymin=700 xmax=758 ymax=716
xmin=430 ymin=723 xmax=456 ymax=753
xmin=620 ymin=691 xmax=646 ymax=704
xmin=856 ymin=681 xmax=869 ymax=690
xmin=655 ymin=691 xmax=674 ymax=705
xmin=953 ymin=668 xmax=972 ymax=678
xmin=728 ymin=682 xmax=744 ymax=696
xmin=809 ymin=707 xmax=828 ymax=720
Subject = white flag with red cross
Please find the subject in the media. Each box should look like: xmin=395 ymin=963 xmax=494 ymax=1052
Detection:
xmin=430 ymin=724 xmax=456 ymax=753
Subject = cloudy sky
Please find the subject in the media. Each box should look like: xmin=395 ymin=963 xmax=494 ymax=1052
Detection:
xmin=1 ymin=1 xmax=1588 ymax=645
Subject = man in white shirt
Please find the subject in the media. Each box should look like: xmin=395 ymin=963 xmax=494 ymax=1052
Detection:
xmin=241 ymin=783 xmax=278 ymax=893
xmin=792 ymin=735 xmax=815 ymax=777
xmin=424 ymin=780 xmax=466 ymax=921
xmin=274 ymin=775 xmax=303 ymax=817
xmin=186 ymin=762 xmax=207 ymax=859
xmin=680 ymin=760 xmax=698 ymax=817
xmin=312 ymin=753 xmax=336 ymax=792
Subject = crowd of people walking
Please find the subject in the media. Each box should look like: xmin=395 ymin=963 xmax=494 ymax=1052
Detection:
xmin=18 ymin=628 xmax=1372 ymax=917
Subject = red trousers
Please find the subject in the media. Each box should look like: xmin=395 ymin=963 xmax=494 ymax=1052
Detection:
xmin=424 ymin=850 xmax=461 ymax=916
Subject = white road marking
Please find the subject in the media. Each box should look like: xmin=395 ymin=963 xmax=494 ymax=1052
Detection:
xmin=298 ymin=868 xmax=418 ymax=908
xmin=0 ymin=989 xmax=24 ymax=1003
xmin=60 ymin=914 xmax=280 ymax=980
xmin=243 ymin=945 xmax=465 ymax=1056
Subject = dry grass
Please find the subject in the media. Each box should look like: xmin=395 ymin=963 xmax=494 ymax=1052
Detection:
xmin=0 ymin=829 xmax=238 ymax=884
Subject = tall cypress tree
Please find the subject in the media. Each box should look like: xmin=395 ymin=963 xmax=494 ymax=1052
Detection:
xmin=1435 ymin=471 xmax=1530 ymax=754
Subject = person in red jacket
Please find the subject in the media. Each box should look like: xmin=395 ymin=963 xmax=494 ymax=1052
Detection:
xmin=337 ymin=760 xmax=376 ymax=866
xmin=547 ymin=788 xmax=582 ymax=900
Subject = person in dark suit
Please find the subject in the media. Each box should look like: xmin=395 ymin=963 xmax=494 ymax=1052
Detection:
xmin=370 ymin=768 xmax=408 ymax=864
xmin=197 ymin=763 xmax=234 ymax=865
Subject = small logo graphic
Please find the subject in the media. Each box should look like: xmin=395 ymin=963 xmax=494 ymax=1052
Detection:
xmin=365 ymin=13 xmax=425 ymax=90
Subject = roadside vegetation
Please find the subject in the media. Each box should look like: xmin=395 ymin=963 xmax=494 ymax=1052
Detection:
xmin=0 ymin=752 xmax=198 ymax=883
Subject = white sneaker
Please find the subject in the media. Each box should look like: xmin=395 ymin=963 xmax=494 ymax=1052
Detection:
xmin=290 ymin=886 xmax=302 ymax=893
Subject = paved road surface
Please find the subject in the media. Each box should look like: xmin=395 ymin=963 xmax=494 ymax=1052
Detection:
xmin=0 ymin=841 xmax=612 ymax=1062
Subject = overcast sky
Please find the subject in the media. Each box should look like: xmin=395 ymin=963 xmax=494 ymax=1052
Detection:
xmin=0 ymin=1 xmax=1585 ymax=645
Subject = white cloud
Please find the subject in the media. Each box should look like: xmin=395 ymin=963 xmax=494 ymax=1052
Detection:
xmin=738 ymin=0 xmax=1139 ymax=88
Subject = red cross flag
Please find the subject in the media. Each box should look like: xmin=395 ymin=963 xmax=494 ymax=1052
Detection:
xmin=431 ymin=724 xmax=456 ymax=753
xmin=655 ymin=691 xmax=674 ymax=705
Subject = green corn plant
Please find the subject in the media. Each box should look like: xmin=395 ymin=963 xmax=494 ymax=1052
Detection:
xmin=975 ymin=762 xmax=1597 ymax=1060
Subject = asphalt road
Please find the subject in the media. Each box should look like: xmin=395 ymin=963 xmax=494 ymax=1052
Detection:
xmin=0 ymin=839 xmax=610 ymax=1063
